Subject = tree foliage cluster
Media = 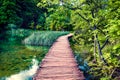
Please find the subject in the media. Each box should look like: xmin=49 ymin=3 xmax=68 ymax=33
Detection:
xmin=68 ymin=0 xmax=120 ymax=79
xmin=0 ymin=0 xmax=73 ymax=32
xmin=36 ymin=0 xmax=73 ymax=30
xmin=0 ymin=0 xmax=44 ymax=31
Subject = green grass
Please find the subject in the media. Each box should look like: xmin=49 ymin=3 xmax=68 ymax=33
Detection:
xmin=24 ymin=31 xmax=69 ymax=46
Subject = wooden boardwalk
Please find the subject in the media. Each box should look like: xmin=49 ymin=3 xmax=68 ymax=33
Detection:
xmin=33 ymin=34 xmax=85 ymax=80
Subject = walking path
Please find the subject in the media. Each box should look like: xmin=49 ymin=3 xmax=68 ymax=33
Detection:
xmin=33 ymin=34 xmax=85 ymax=80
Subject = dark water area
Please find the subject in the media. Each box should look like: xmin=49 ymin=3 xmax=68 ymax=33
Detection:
xmin=0 ymin=38 xmax=49 ymax=80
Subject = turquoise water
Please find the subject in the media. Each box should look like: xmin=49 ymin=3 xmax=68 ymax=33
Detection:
xmin=0 ymin=38 xmax=49 ymax=80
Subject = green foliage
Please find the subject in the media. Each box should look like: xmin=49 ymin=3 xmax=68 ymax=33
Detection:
xmin=4 ymin=29 xmax=34 ymax=41
xmin=46 ymin=6 xmax=72 ymax=31
xmin=15 ymin=0 xmax=41 ymax=28
xmin=106 ymin=0 xmax=120 ymax=54
xmin=0 ymin=0 xmax=22 ymax=31
xmin=0 ymin=0 xmax=42 ymax=32
xmin=69 ymin=0 xmax=120 ymax=79
xmin=24 ymin=31 xmax=69 ymax=46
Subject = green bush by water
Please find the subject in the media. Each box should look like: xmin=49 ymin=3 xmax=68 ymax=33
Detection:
xmin=24 ymin=31 xmax=69 ymax=46
xmin=5 ymin=29 xmax=34 ymax=41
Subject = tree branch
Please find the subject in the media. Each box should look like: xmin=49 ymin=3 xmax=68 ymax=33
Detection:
xmin=96 ymin=34 xmax=108 ymax=66
xmin=101 ymin=38 xmax=109 ymax=50
xmin=97 ymin=27 xmax=106 ymax=35
xmin=77 ymin=13 xmax=89 ymax=22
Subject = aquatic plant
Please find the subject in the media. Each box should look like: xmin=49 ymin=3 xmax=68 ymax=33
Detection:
xmin=24 ymin=31 xmax=69 ymax=46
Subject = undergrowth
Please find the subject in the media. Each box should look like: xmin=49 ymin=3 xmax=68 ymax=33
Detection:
xmin=71 ymin=42 xmax=120 ymax=80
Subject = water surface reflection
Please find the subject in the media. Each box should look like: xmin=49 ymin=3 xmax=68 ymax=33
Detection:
xmin=6 ymin=59 xmax=39 ymax=80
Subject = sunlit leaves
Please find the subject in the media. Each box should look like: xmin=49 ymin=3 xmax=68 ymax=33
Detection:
xmin=45 ymin=5 xmax=71 ymax=31
xmin=70 ymin=0 xmax=120 ymax=79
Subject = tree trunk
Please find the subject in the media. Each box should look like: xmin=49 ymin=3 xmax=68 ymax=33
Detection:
xmin=96 ymin=34 xmax=108 ymax=65
xmin=94 ymin=33 xmax=97 ymax=62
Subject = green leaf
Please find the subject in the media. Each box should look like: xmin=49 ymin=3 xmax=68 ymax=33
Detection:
xmin=113 ymin=43 xmax=120 ymax=50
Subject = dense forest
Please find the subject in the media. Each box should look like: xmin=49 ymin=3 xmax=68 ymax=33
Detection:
xmin=0 ymin=0 xmax=120 ymax=80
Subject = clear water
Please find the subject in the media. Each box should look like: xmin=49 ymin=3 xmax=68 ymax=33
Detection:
xmin=6 ymin=59 xmax=39 ymax=80
xmin=0 ymin=37 xmax=49 ymax=80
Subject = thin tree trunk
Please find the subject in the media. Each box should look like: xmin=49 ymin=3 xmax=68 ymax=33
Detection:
xmin=96 ymin=34 xmax=108 ymax=65
xmin=94 ymin=33 xmax=97 ymax=62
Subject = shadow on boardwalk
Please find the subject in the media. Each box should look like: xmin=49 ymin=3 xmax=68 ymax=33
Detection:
xmin=33 ymin=34 xmax=85 ymax=80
